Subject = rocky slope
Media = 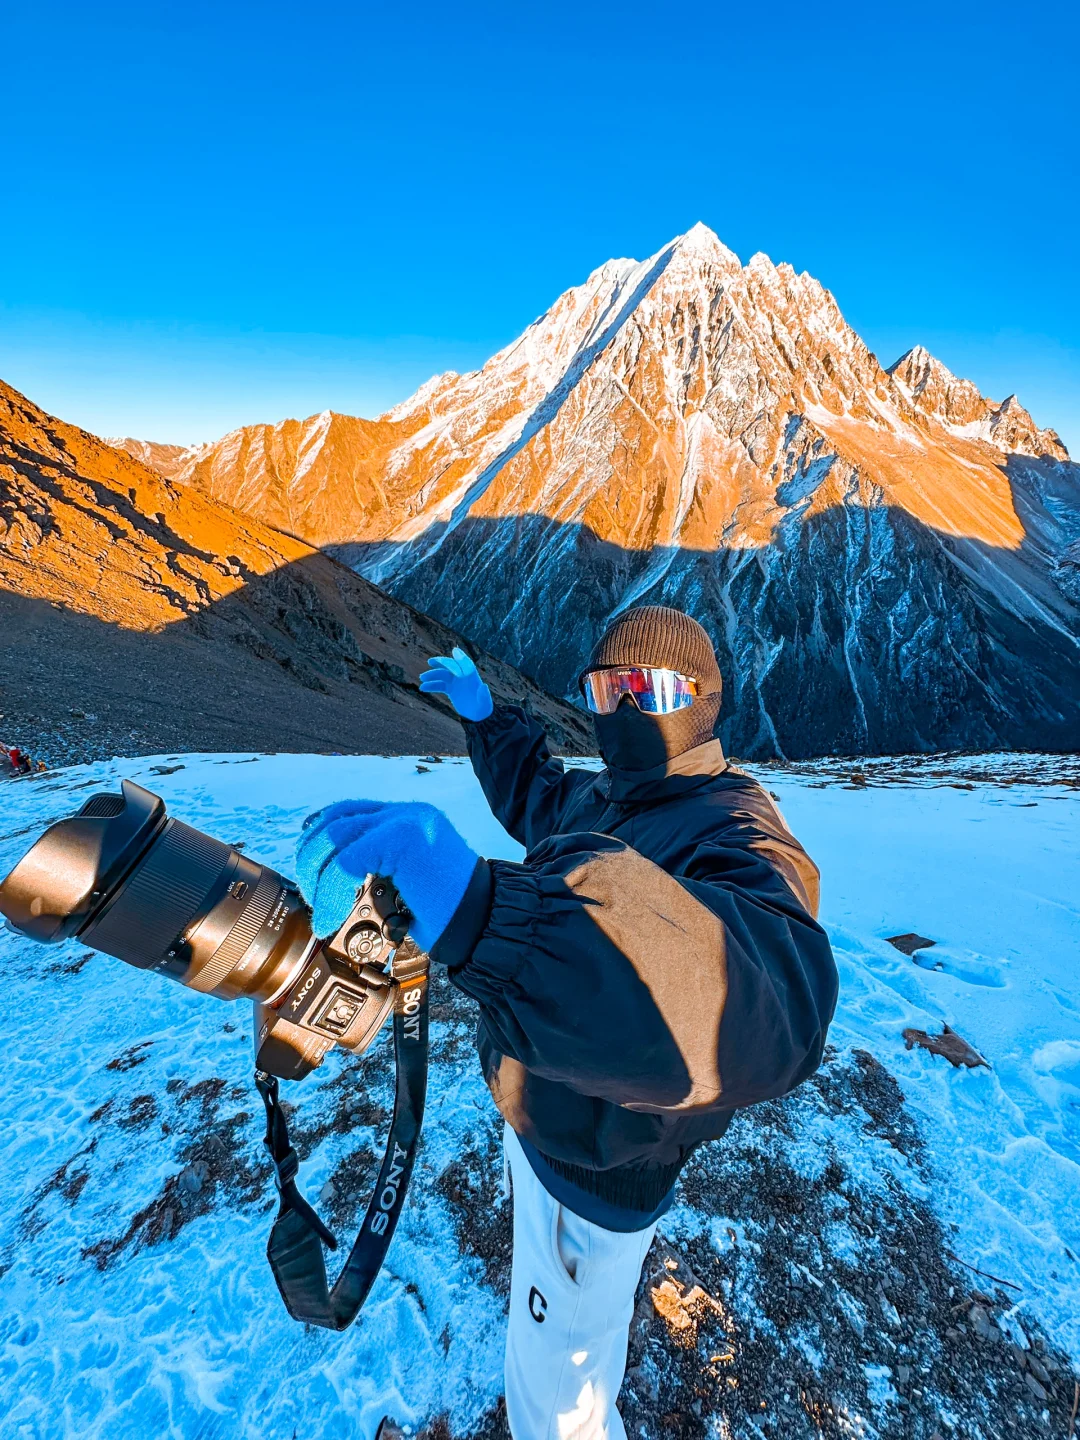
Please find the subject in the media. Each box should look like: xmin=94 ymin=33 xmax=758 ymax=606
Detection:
xmin=0 ymin=381 xmax=591 ymax=764
xmin=120 ymin=226 xmax=1080 ymax=758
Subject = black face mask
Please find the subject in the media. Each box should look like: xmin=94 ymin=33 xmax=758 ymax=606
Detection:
xmin=593 ymin=692 xmax=722 ymax=773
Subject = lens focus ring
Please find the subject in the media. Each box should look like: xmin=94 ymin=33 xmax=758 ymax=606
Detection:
xmin=81 ymin=819 xmax=232 ymax=968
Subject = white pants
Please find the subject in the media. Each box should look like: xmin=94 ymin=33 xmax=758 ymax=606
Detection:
xmin=503 ymin=1124 xmax=657 ymax=1440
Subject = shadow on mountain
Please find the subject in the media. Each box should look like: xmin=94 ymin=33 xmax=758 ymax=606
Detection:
xmin=334 ymin=498 xmax=1080 ymax=761
xmin=0 ymin=554 xmax=593 ymax=767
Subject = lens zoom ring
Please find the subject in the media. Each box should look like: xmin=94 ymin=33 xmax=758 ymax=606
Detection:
xmin=185 ymin=869 xmax=282 ymax=994
xmin=83 ymin=819 xmax=232 ymax=967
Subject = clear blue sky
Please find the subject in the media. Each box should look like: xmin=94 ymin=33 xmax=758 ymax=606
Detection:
xmin=2 ymin=0 xmax=1077 ymax=451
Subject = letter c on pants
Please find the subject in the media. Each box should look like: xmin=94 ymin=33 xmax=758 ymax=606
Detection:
xmin=528 ymin=1285 xmax=547 ymax=1323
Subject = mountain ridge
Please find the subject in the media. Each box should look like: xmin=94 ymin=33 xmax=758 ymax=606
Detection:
xmin=113 ymin=229 xmax=1069 ymax=550
xmin=107 ymin=225 xmax=1080 ymax=757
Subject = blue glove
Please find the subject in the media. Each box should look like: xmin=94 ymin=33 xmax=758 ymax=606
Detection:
xmin=295 ymin=798 xmax=479 ymax=953
xmin=419 ymin=647 xmax=493 ymax=722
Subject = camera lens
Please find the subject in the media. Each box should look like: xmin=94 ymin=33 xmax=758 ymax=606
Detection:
xmin=0 ymin=780 xmax=313 ymax=1006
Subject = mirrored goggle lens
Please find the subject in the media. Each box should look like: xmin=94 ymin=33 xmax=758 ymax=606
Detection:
xmin=582 ymin=668 xmax=698 ymax=715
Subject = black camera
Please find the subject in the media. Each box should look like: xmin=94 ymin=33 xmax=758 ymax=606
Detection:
xmin=0 ymin=778 xmax=410 ymax=1078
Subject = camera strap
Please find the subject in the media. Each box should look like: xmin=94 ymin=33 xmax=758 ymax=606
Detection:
xmin=254 ymin=948 xmax=430 ymax=1330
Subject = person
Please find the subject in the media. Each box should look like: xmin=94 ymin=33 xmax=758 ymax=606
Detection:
xmin=4 ymin=746 xmax=32 ymax=777
xmin=295 ymin=605 xmax=838 ymax=1440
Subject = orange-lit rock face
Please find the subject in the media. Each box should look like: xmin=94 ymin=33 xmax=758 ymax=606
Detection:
xmin=172 ymin=411 xmax=418 ymax=545
xmin=2 ymin=382 xmax=315 ymax=628
xmin=113 ymin=225 xmax=1080 ymax=757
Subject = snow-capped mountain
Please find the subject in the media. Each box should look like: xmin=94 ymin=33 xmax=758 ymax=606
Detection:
xmin=105 ymin=436 xmax=191 ymax=480
xmin=127 ymin=225 xmax=1080 ymax=758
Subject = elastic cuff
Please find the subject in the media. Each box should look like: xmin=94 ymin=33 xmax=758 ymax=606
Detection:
xmin=429 ymin=858 xmax=493 ymax=969
xmin=460 ymin=703 xmax=520 ymax=736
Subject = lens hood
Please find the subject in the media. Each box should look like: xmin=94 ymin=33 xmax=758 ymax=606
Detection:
xmin=0 ymin=778 xmax=166 ymax=942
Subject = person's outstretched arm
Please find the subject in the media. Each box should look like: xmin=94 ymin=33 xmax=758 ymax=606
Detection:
xmin=420 ymin=648 xmax=595 ymax=850
xmin=297 ymin=796 xmax=838 ymax=1114
xmin=439 ymin=826 xmax=837 ymax=1113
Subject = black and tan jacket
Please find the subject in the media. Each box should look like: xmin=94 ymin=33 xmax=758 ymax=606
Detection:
xmin=431 ymin=704 xmax=839 ymax=1213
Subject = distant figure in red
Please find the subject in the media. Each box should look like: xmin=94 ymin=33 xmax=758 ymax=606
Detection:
xmin=2 ymin=747 xmax=33 ymax=777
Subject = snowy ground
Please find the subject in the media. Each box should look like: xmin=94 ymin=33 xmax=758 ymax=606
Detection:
xmin=1 ymin=751 xmax=1078 ymax=1439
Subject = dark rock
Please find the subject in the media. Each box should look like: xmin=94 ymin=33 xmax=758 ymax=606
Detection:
xmin=886 ymin=933 xmax=936 ymax=956
xmin=178 ymin=1161 xmax=208 ymax=1195
xmin=1028 ymin=1354 xmax=1052 ymax=1385
xmin=1024 ymin=1372 xmax=1049 ymax=1402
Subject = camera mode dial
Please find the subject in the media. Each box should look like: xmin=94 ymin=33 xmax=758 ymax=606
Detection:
xmin=342 ymin=921 xmax=386 ymax=964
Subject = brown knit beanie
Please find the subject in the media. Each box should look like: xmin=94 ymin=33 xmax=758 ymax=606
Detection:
xmin=581 ymin=605 xmax=722 ymax=697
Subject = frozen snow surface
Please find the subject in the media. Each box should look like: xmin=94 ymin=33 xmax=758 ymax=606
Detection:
xmin=1 ymin=751 xmax=1078 ymax=1439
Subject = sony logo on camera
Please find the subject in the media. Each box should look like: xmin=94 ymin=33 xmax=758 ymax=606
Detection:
xmin=289 ymin=965 xmax=322 ymax=1012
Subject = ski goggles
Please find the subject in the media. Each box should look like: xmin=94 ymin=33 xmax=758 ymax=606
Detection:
xmin=580 ymin=666 xmax=698 ymax=716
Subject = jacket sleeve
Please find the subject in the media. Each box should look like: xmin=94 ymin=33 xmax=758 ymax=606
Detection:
xmin=436 ymin=829 xmax=839 ymax=1114
xmin=462 ymin=704 xmax=598 ymax=851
